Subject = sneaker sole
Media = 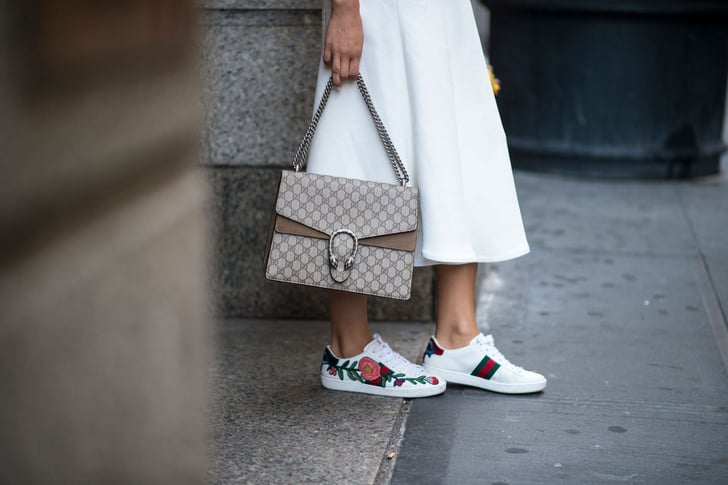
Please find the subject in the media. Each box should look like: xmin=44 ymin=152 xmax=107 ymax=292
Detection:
xmin=321 ymin=375 xmax=446 ymax=398
xmin=422 ymin=365 xmax=546 ymax=394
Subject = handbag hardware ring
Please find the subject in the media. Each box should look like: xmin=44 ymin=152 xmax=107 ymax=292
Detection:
xmin=328 ymin=229 xmax=359 ymax=282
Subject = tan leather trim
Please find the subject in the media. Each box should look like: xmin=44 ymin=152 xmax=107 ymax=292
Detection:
xmin=365 ymin=232 xmax=417 ymax=251
xmin=274 ymin=215 xmax=416 ymax=251
xmin=276 ymin=216 xmax=328 ymax=238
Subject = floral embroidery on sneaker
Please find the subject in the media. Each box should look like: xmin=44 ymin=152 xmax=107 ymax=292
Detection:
xmin=422 ymin=333 xmax=546 ymax=394
xmin=321 ymin=334 xmax=445 ymax=398
xmin=324 ymin=350 xmax=439 ymax=388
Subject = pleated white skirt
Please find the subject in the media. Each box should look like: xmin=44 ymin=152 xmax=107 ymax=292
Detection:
xmin=306 ymin=0 xmax=529 ymax=267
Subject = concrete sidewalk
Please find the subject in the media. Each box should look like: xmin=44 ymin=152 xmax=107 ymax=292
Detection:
xmin=393 ymin=171 xmax=728 ymax=484
xmin=209 ymin=170 xmax=728 ymax=484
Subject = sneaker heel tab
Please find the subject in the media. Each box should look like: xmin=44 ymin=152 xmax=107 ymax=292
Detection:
xmin=423 ymin=337 xmax=445 ymax=359
xmin=323 ymin=347 xmax=340 ymax=366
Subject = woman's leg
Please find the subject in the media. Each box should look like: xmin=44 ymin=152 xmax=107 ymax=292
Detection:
xmin=328 ymin=289 xmax=372 ymax=358
xmin=323 ymin=289 xmax=446 ymax=397
xmin=427 ymin=262 xmax=547 ymax=393
xmin=434 ymin=262 xmax=481 ymax=349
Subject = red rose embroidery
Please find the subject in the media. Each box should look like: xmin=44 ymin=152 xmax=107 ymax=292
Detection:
xmin=358 ymin=357 xmax=380 ymax=382
xmin=367 ymin=376 xmax=382 ymax=386
xmin=426 ymin=376 xmax=439 ymax=385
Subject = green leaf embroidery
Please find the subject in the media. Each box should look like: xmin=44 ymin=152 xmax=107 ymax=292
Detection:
xmin=327 ymin=358 xmax=430 ymax=388
xmin=403 ymin=376 xmax=427 ymax=385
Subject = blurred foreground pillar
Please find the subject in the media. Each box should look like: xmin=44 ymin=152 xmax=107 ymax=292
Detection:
xmin=0 ymin=2 xmax=209 ymax=483
xmin=483 ymin=0 xmax=728 ymax=178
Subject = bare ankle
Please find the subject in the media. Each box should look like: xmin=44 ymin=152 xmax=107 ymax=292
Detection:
xmin=435 ymin=324 xmax=480 ymax=350
xmin=330 ymin=333 xmax=372 ymax=358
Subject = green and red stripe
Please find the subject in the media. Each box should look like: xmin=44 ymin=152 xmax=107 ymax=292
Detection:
xmin=471 ymin=355 xmax=500 ymax=380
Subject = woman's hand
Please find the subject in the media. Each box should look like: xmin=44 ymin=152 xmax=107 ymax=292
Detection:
xmin=324 ymin=0 xmax=363 ymax=87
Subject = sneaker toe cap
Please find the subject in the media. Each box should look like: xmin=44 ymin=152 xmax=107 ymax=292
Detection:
xmin=496 ymin=368 xmax=547 ymax=385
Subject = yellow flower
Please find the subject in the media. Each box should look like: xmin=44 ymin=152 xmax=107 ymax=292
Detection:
xmin=488 ymin=63 xmax=501 ymax=95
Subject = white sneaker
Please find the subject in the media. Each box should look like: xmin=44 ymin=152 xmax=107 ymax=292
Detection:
xmin=422 ymin=333 xmax=546 ymax=394
xmin=321 ymin=334 xmax=446 ymax=398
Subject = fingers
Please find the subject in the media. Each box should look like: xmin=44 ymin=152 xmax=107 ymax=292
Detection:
xmin=349 ymin=57 xmax=360 ymax=79
xmin=339 ymin=57 xmax=351 ymax=84
xmin=331 ymin=55 xmax=359 ymax=87
xmin=326 ymin=37 xmax=361 ymax=86
xmin=332 ymin=54 xmax=342 ymax=87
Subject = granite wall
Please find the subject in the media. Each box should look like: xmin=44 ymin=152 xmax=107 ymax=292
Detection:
xmin=200 ymin=0 xmax=435 ymax=320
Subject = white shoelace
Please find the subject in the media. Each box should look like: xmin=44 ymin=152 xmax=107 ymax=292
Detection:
xmin=370 ymin=334 xmax=423 ymax=376
xmin=475 ymin=334 xmax=528 ymax=373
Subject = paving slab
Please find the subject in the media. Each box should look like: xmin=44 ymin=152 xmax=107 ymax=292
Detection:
xmin=514 ymin=173 xmax=698 ymax=257
xmin=676 ymin=177 xmax=728 ymax=315
xmin=208 ymin=319 xmax=433 ymax=484
xmin=392 ymin=172 xmax=728 ymax=485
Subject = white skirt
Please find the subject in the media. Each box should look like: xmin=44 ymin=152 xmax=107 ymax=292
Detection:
xmin=306 ymin=0 xmax=529 ymax=267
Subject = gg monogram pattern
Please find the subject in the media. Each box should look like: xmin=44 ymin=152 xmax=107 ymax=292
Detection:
xmin=266 ymin=233 xmax=415 ymax=300
xmin=265 ymin=170 xmax=419 ymax=300
xmin=276 ymin=171 xmax=418 ymax=238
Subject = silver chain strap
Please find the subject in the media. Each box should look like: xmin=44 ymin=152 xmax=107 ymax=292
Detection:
xmin=291 ymin=74 xmax=410 ymax=187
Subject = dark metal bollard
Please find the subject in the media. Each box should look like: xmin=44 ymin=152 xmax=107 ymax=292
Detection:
xmin=482 ymin=0 xmax=728 ymax=178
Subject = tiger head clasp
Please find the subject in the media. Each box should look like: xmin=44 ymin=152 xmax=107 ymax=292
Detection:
xmin=328 ymin=229 xmax=358 ymax=283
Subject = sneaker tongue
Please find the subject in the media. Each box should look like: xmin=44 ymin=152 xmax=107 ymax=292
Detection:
xmin=364 ymin=333 xmax=385 ymax=353
xmin=364 ymin=333 xmax=422 ymax=375
xmin=474 ymin=333 xmax=495 ymax=346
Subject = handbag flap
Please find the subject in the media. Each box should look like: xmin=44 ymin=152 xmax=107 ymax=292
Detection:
xmin=275 ymin=171 xmax=418 ymax=239
xmin=275 ymin=216 xmax=417 ymax=251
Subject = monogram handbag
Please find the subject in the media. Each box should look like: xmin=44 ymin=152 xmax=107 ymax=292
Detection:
xmin=262 ymin=75 xmax=419 ymax=300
